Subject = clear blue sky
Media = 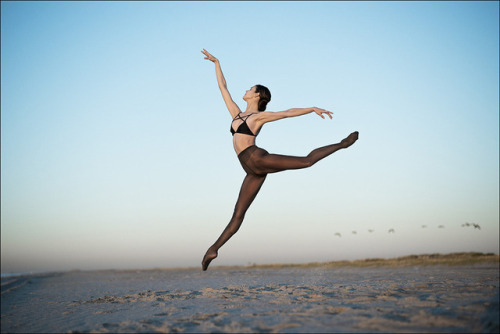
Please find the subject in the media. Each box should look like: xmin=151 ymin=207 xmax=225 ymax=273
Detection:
xmin=1 ymin=1 xmax=498 ymax=274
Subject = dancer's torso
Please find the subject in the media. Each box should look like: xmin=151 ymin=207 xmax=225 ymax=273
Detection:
xmin=231 ymin=112 xmax=263 ymax=155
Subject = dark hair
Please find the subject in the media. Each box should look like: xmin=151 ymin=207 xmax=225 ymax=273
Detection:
xmin=255 ymin=84 xmax=271 ymax=111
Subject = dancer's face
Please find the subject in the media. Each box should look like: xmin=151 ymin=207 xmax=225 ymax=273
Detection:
xmin=243 ymin=86 xmax=259 ymax=101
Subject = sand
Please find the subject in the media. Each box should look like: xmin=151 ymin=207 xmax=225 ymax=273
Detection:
xmin=1 ymin=256 xmax=499 ymax=333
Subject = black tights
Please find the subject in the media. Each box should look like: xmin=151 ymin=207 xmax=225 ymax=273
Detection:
xmin=202 ymin=131 xmax=359 ymax=270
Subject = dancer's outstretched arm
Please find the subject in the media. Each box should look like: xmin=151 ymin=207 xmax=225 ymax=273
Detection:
xmin=256 ymin=107 xmax=333 ymax=125
xmin=201 ymin=49 xmax=241 ymax=118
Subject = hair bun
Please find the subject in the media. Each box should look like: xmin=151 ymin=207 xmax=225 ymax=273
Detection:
xmin=255 ymin=84 xmax=271 ymax=111
xmin=258 ymin=100 xmax=269 ymax=112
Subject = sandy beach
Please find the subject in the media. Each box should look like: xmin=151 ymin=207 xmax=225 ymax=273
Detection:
xmin=1 ymin=253 xmax=499 ymax=333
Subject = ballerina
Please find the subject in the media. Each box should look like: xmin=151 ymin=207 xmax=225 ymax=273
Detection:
xmin=201 ymin=49 xmax=359 ymax=271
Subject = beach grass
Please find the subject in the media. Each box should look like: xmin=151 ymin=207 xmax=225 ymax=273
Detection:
xmin=218 ymin=252 xmax=499 ymax=270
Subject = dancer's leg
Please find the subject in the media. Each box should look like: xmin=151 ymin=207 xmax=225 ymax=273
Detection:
xmin=254 ymin=131 xmax=359 ymax=174
xmin=202 ymin=173 xmax=267 ymax=271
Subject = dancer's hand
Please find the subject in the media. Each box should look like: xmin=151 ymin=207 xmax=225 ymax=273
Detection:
xmin=201 ymin=49 xmax=218 ymax=63
xmin=313 ymin=107 xmax=333 ymax=119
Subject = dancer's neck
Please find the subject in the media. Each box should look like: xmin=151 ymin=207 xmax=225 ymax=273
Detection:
xmin=245 ymin=100 xmax=259 ymax=113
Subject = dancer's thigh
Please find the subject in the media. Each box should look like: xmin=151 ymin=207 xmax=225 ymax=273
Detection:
xmin=253 ymin=151 xmax=310 ymax=174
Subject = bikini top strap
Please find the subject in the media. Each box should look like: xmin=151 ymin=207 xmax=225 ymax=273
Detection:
xmin=233 ymin=113 xmax=256 ymax=124
xmin=241 ymin=113 xmax=256 ymax=121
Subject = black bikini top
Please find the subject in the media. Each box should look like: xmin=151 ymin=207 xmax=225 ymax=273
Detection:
xmin=230 ymin=113 xmax=259 ymax=136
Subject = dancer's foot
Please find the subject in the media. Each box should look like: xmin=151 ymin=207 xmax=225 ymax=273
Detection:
xmin=202 ymin=248 xmax=218 ymax=271
xmin=340 ymin=131 xmax=359 ymax=148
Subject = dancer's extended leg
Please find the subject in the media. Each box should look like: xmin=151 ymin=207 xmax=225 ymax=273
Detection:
xmin=254 ymin=131 xmax=359 ymax=174
xmin=202 ymin=173 xmax=267 ymax=271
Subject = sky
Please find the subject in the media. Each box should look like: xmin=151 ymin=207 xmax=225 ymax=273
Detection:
xmin=1 ymin=1 xmax=499 ymax=274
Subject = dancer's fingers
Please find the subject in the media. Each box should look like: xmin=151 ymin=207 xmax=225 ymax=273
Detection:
xmin=202 ymin=49 xmax=217 ymax=62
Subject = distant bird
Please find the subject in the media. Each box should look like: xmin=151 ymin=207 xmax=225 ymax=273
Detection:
xmin=334 ymin=232 xmax=342 ymax=237
xmin=368 ymin=229 xmax=374 ymax=233
xmin=352 ymin=231 xmax=357 ymax=235
xmin=438 ymin=225 xmax=445 ymax=229
xmin=473 ymin=223 xmax=481 ymax=230
xmin=462 ymin=222 xmax=471 ymax=227
xmin=422 ymin=225 xmax=427 ymax=228
xmin=388 ymin=228 xmax=395 ymax=233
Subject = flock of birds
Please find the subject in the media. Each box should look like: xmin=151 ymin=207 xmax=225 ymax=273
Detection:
xmin=333 ymin=222 xmax=481 ymax=237
xmin=461 ymin=222 xmax=481 ymax=229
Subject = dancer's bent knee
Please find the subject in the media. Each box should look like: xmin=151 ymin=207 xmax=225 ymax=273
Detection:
xmin=304 ymin=154 xmax=318 ymax=167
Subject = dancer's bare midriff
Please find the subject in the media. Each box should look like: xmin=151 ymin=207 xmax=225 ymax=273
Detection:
xmin=233 ymin=134 xmax=256 ymax=155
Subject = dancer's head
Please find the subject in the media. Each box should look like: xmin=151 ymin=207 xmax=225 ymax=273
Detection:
xmin=243 ymin=85 xmax=271 ymax=111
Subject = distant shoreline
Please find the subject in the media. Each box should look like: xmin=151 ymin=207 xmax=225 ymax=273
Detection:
xmin=233 ymin=252 xmax=500 ymax=270
xmin=2 ymin=252 xmax=498 ymax=278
